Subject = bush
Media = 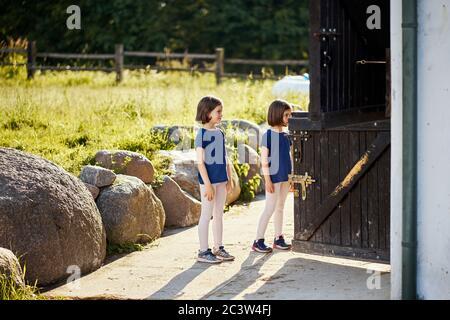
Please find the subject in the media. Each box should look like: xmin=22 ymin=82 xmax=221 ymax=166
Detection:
xmin=228 ymin=147 xmax=261 ymax=203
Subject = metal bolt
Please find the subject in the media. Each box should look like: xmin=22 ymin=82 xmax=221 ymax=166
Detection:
xmin=333 ymin=37 xmax=336 ymax=41
xmin=322 ymin=37 xmax=326 ymax=41
xmin=333 ymin=28 xmax=336 ymax=32
xmin=323 ymin=63 xmax=327 ymax=67
xmin=323 ymin=51 xmax=327 ymax=55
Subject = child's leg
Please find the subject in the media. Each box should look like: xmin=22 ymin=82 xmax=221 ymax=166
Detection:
xmin=198 ymin=183 xmax=215 ymax=251
xmin=273 ymin=181 xmax=290 ymax=238
xmin=256 ymin=183 xmax=281 ymax=239
xmin=212 ymin=182 xmax=227 ymax=249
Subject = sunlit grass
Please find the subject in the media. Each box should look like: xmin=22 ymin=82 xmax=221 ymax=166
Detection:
xmin=0 ymin=68 xmax=308 ymax=178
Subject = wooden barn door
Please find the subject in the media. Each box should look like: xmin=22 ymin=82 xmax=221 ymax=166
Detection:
xmin=291 ymin=128 xmax=390 ymax=261
xmin=309 ymin=0 xmax=390 ymax=121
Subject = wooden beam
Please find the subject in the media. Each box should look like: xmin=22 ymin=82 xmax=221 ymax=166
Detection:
xmin=215 ymin=48 xmax=224 ymax=85
xmin=36 ymin=66 xmax=114 ymax=72
xmin=0 ymin=48 xmax=27 ymax=54
xmin=26 ymin=41 xmax=36 ymax=79
xmin=225 ymin=58 xmax=308 ymax=66
xmin=36 ymin=53 xmax=115 ymax=59
xmin=115 ymin=44 xmax=124 ymax=83
xmin=124 ymin=51 xmax=216 ymax=59
xmin=298 ymin=131 xmax=390 ymax=240
xmin=308 ymin=0 xmax=321 ymax=121
xmin=292 ymin=240 xmax=390 ymax=262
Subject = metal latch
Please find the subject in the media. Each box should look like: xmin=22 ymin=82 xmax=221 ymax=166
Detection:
xmin=291 ymin=131 xmax=310 ymax=164
xmin=356 ymin=60 xmax=386 ymax=65
xmin=289 ymin=172 xmax=316 ymax=200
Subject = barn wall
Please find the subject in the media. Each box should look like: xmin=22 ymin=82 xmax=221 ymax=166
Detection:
xmin=391 ymin=0 xmax=450 ymax=300
xmin=416 ymin=0 xmax=450 ymax=299
xmin=390 ymin=0 xmax=403 ymax=300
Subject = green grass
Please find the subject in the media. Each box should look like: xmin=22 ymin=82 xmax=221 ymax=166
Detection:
xmin=106 ymin=242 xmax=145 ymax=256
xmin=0 ymin=68 xmax=308 ymax=180
xmin=0 ymin=264 xmax=47 ymax=300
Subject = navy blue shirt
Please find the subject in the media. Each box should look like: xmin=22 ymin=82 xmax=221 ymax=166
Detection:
xmin=195 ymin=128 xmax=229 ymax=185
xmin=261 ymin=129 xmax=292 ymax=183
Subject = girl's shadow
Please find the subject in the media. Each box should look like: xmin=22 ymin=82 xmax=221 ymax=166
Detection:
xmin=200 ymin=250 xmax=273 ymax=300
xmin=145 ymin=261 xmax=217 ymax=299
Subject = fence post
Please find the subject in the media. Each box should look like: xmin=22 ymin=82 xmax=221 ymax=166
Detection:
xmin=27 ymin=41 xmax=36 ymax=79
xmin=115 ymin=44 xmax=124 ymax=83
xmin=215 ymin=47 xmax=224 ymax=85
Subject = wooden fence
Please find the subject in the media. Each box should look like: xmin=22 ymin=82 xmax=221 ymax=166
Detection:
xmin=0 ymin=42 xmax=309 ymax=84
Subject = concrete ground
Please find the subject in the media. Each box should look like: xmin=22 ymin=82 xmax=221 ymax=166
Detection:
xmin=44 ymin=193 xmax=391 ymax=300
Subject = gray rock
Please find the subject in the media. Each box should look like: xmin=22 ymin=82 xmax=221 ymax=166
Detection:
xmin=151 ymin=125 xmax=195 ymax=148
xmin=159 ymin=149 xmax=200 ymax=200
xmin=0 ymin=247 xmax=24 ymax=288
xmin=219 ymin=119 xmax=261 ymax=151
xmin=83 ymin=182 xmax=100 ymax=200
xmin=95 ymin=150 xmax=155 ymax=184
xmin=96 ymin=175 xmax=165 ymax=245
xmin=80 ymin=165 xmax=116 ymax=187
xmin=0 ymin=148 xmax=107 ymax=286
xmin=154 ymin=176 xmax=201 ymax=228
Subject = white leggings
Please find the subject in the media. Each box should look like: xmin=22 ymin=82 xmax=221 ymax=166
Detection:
xmin=198 ymin=182 xmax=227 ymax=251
xmin=256 ymin=181 xmax=290 ymax=240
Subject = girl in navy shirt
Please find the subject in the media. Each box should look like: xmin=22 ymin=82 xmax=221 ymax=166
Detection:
xmin=194 ymin=96 xmax=235 ymax=263
xmin=253 ymin=100 xmax=293 ymax=253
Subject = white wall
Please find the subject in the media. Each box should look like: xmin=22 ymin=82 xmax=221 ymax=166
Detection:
xmin=416 ymin=0 xmax=450 ymax=299
xmin=390 ymin=0 xmax=403 ymax=300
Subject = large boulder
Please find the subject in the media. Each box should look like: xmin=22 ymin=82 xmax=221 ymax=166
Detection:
xmin=0 ymin=247 xmax=24 ymax=288
xmin=95 ymin=150 xmax=155 ymax=183
xmin=219 ymin=119 xmax=261 ymax=151
xmin=158 ymin=149 xmax=241 ymax=205
xmin=96 ymin=175 xmax=165 ymax=245
xmin=159 ymin=149 xmax=200 ymax=199
xmin=154 ymin=176 xmax=201 ymax=228
xmin=0 ymin=148 xmax=107 ymax=286
xmin=80 ymin=165 xmax=116 ymax=187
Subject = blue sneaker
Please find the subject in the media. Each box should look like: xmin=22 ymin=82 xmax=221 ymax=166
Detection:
xmin=273 ymin=235 xmax=291 ymax=250
xmin=252 ymin=239 xmax=272 ymax=253
xmin=213 ymin=246 xmax=235 ymax=261
xmin=197 ymin=248 xmax=222 ymax=264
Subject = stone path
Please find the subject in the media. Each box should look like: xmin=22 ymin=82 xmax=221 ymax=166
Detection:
xmin=44 ymin=193 xmax=390 ymax=300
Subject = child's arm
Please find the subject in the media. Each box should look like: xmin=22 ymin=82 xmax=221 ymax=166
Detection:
xmin=196 ymin=147 xmax=215 ymax=200
xmin=261 ymin=146 xmax=274 ymax=193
